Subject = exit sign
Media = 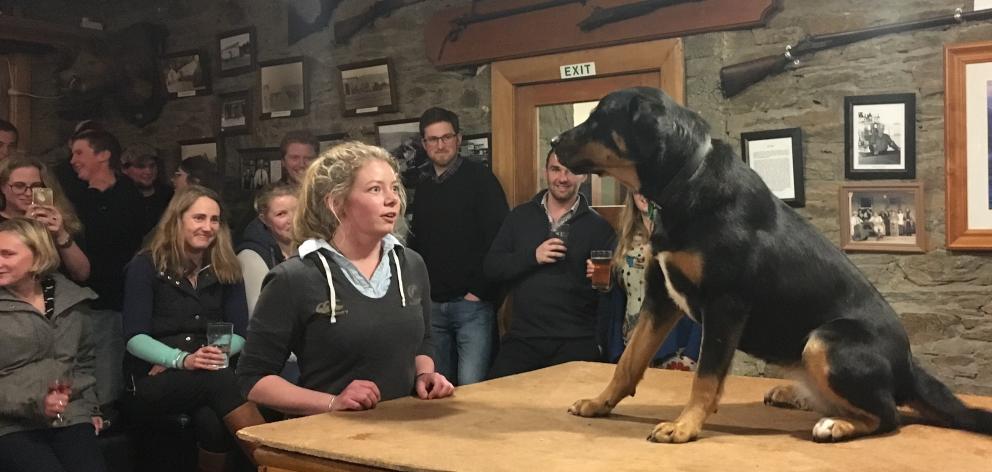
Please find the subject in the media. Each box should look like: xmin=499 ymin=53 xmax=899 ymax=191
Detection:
xmin=560 ymin=62 xmax=596 ymax=80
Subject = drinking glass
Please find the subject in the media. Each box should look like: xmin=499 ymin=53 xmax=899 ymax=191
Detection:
xmin=206 ymin=322 xmax=234 ymax=369
xmin=590 ymin=250 xmax=613 ymax=292
xmin=49 ymin=375 xmax=73 ymax=427
xmin=549 ymin=223 xmax=571 ymax=244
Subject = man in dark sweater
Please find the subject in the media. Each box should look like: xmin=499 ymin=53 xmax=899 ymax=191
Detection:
xmin=484 ymin=151 xmax=616 ymax=379
xmin=408 ymin=107 xmax=509 ymax=386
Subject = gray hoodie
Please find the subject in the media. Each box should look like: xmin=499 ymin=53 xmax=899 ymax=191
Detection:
xmin=0 ymin=273 xmax=100 ymax=437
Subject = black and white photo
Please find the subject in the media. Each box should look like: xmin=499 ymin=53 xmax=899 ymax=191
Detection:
xmin=259 ymin=57 xmax=307 ymax=119
xmin=844 ymin=93 xmax=916 ymax=180
xmin=179 ymin=138 xmax=218 ymax=163
xmin=162 ymin=50 xmax=211 ymax=98
xmin=338 ymin=59 xmax=398 ymax=116
xmin=839 ymin=182 xmax=925 ymax=253
xmin=376 ymin=118 xmax=428 ymax=189
xmin=318 ymin=132 xmax=349 ymax=154
xmin=741 ymin=127 xmax=805 ymax=207
xmin=218 ymin=90 xmax=251 ymax=135
xmin=461 ymin=132 xmax=492 ymax=168
xmin=217 ymin=27 xmax=256 ymax=77
xmin=238 ymin=147 xmax=282 ymax=190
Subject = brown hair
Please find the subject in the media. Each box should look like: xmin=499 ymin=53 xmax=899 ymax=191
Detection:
xmin=145 ymin=185 xmax=241 ymax=283
xmin=294 ymin=141 xmax=406 ymax=246
xmin=613 ymin=193 xmax=652 ymax=271
xmin=0 ymin=156 xmax=84 ymax=235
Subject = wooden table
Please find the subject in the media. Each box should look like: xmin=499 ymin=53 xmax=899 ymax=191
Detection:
xmin=239 ymin=361 xmax=992 ymax=472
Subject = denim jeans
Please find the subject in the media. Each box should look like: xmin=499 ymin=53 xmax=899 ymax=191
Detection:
xmin=430 ymin=297 xmax=495 ymax=386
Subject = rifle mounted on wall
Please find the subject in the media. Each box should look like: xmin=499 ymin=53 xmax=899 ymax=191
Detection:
xmin=437 ymin=0 xmax=587 ymax=60
xmin=334 ymin=0 xmax=426 ymax=45
xmin=720 ymin=7 xmax=992 ymax=98
xmin=578 ymin=0 xmax=701 ymax=31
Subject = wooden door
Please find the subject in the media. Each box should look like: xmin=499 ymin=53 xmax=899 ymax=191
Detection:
xmin=492 ymin=38 xmax=685 ymax=230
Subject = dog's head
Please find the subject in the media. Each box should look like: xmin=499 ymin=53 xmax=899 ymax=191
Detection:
xmin=552 ymin=87 xmax=711 ymax=192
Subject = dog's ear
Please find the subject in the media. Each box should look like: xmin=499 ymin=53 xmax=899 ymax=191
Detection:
xmin=628 ymin=92 xmax=664 ymax=157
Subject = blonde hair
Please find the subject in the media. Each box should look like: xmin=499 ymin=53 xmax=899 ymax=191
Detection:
xmin=255 ymin=181 xmax=298 ymax=215
xmin=0 ymin=217 xmax=61 ymax=276
xmin=613 ymin=193 xmax=652 ymax=271
xmin=294 ymin=141 xmax=406 ymax=246
xmin=145 ymin=185 xmax=241 ymax=283
xmin=0 ymin=156 xmax=83 ymax=235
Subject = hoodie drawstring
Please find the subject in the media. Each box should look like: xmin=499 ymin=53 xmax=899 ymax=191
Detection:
xmin=316 ymin=252 xmax=338 ymax=323
xmin=391 ymin=248 xmax=406 ymax=307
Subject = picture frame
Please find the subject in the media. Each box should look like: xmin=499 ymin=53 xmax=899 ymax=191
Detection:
xmin=178 ymin=138 xmax=218 ymax=163
xmin=217 ymin=27 xmax=256 ymax=77
xmin=461 ymin=132 xmax=492 ymax=168
xmin=944 ymin=40 xmax=992 ymax=250
xmin=843 ymin=93 xmax=916 ymax=180
xmin=376 ymin=118 xmax=428 ymax=189
xmin=237 ymin=146 xmax=282 ymax=190
xmin=317 ymin=132 xmax=350 ymax=154
xmin=162 ymin=50 xmax=211 ymax=99
xmin=258 ymin=57 xmax=307 ymax=119
xmin=838 ymin=182 xmax=926 ymax=253
xmin=218 ymin=90 xmax=252 ymax=136
xmin=338 ymin=58 xmax=398 ymax=117
xmin=740 ymin=127 xmax=805 ymax=207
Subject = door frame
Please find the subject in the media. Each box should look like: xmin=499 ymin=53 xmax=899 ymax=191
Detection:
xmin=491 ymin=38 xmax=685 ymax=207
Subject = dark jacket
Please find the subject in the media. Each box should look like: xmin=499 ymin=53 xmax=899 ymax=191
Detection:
xmin=484 ymin=191 xmax=616 ymax=340
xmin=0 ymin=274 xmax=100 ymax=437
xmin=121 ymin=253 xmax=249 ymax=378
xmin=238 ymin=217 xmax=283 ymax=270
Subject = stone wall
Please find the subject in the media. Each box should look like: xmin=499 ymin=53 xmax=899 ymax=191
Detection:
xmin=12 ymin=0 xmax=992 ymax=394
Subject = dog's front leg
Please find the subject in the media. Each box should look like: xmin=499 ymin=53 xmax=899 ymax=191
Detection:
xmin=649 ymin=295 xmax=748 ymax=443
xmin=570 ymin=262 xmax=681 ymax=417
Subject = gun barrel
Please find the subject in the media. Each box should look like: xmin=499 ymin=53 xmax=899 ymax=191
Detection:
xmin=719 ymin=54 xmax=791 ymax=98
xmin=334 ymin=10 xmax=376 ymax=44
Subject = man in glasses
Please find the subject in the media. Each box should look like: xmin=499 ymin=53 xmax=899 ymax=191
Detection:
xmin=121 ymin=143 xmax=173 ymax=232
xmin=408 ymin=107 xmax=509 ymax=386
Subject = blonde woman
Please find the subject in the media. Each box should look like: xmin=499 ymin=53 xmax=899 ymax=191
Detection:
xmin=0 ymin=218 xmax=105 ymax=472
xmin=238 ymin=142 xmax=453 ymax=417
xmin=237 ymin=182 xmax=298 ymax=314
xmin=121 ymin=186 xmax=263 ymax=470
xmin=0 ymin=156 xmax=90 ymax=282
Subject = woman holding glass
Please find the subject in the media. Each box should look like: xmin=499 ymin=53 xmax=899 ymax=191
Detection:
xmin=0 ymin=156 xmax=90 ymax=283
xmin=238 ymin=142 xmax=453 ymax=416
xmin=0 ymin=218 xmax=106 ymax=472
xmin=121 ymin=185 xmax=263 ymax=471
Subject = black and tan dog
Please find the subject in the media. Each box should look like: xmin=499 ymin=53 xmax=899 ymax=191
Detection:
xmin=552 ymin=87 xmax=992 ymax=443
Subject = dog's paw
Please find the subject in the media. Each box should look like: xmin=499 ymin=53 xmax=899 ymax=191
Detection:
xmin=763 ymin=385 xmax=811 ymax=411
xmin=568 ymin=398 xmax=612 ymax=417
xmin=811 ymin=417 xmax=858 ymax=442
xmin=647 ymin=420 xmax=699 ymax=444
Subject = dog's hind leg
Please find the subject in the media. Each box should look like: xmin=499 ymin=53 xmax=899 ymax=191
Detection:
xmin=648 ymin=294 xmax=748 ymax=443
xmin=569 ymin=263 xmax=682 ymax=418
xmin=802 ymin=321 xmax=900 ymax=442
xmin=764 ymin=383 xmax=815 ymax=411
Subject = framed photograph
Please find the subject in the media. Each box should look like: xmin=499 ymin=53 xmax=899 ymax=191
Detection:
xmin=338 ymin=58 xmax=398 ymax=117
xmin=162 ymin=50 xmax=211 ymax=99
xmin=376 ymin=118 xmax=428 ymax=189
xmin=259 ymin=57 xmax=307 ymax=119
xmin=944 ymin=40 xmax=992 ymax=250
xmin=237 ymin=147 xmax=282 ymax=190
xmin=317 ymin=132 xmax=349 ymax=154
xmin=179 ymin=138 xmax=218 ymax=163
xmin=217 ymin=27 xmax=256 ymax=77
xmin=838 ymin=182 xmax=926 ymax=253
xmin=461 ymin=132 xmax=492 ymax=168
xmin=844 ymin=93 xmax=916 ymax=180
xmin=218 ymin=90 xmax=251 ymax=135
xmin=740 ymin=127 xmax=804 ymax=207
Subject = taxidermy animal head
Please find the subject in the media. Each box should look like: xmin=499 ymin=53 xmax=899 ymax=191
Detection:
xmin=56 ymin=22 xmax=169 ymax=127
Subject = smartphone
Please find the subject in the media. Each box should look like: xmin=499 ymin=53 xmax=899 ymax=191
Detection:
xmin=31 ymin=187 xmax=54 ymax=206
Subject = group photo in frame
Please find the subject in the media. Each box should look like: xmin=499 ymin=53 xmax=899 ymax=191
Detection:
xmin=237 ymin=146 xmax=282 ymax=190
xmin=217 ymin=27 xmax=256 ymax=77
xmin=259 ymin=57 xmax=307 ymax=119
xmin=218 ymin=90 xmax=251 ymax=135
xmin=460 ymin=132 xmax=492 ymax=168
xmin=944 ymin=40 xmax=992 ymax=250
xmin=740 ymin=127 xmax=805 ymax=207
xmin=338 ymin=58 xmax=398 ymax=117
xmin=844 ymin=93 xmax=916 ymax=180
xmin=838 ymin=182 xmax=926 ymax=253
xmin=376 ymin=118 xmax=428 ymax=189
xmin=162 ymin=50 xmax=211 ymax=99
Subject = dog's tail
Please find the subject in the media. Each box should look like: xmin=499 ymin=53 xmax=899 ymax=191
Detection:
xmin=909 ymin=360 xmax=992 ymax=435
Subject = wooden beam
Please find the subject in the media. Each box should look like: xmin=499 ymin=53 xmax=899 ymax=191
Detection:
xmin=425 ymin=0 xmax=778 ymax=69
xmin=8 ymin=54 xmax=31 ymax=147
xmin=0 ymin=15 xmax=104 ymax=51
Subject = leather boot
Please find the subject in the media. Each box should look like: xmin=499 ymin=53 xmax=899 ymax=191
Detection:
xmin=197 ymin=447 xmax=228 ymax=472
xmin=223 ymin=402 xmax=266 ymax=465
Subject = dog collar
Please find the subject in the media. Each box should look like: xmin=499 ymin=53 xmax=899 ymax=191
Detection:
xmin=653 ymin=139 xmax=710 ymax=207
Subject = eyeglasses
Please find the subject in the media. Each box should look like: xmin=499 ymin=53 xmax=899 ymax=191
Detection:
xmin=423 ymin=133 xmax=458 ymax=147
xmin=7 ymin=182 xmax=45 ymax=194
